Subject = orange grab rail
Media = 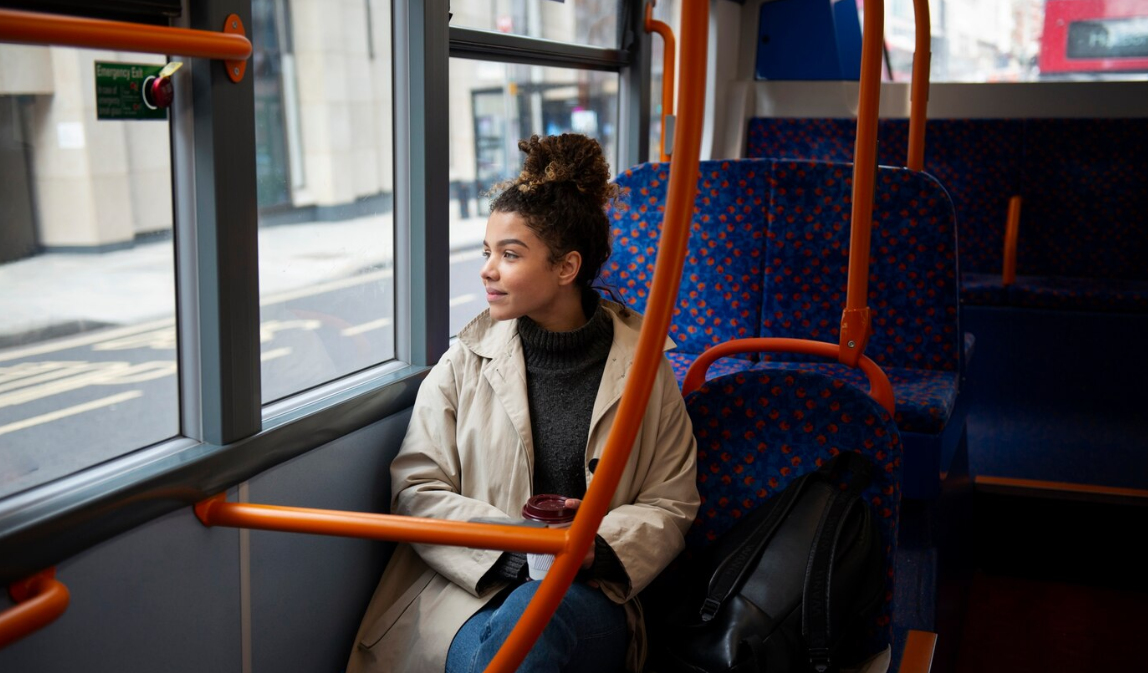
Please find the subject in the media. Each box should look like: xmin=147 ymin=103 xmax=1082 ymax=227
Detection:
xmin=898 ymin=629 xmax=938 ymax=673
xmin=1002 ymin=195 xmax=1022 ymax=287
xmin=0 ymin=569 xmax=70 ymax=650
xmin=645 ymin=0 xmax=677 ymax=163
xmin=194 ymin=1 xmax=709 ymax=670
xmin=838 ymin=0 xmax=884 ymax=368
xmin=907 ymin=0 xmax=931 ymax=172
xmin=0 ymin=8 xmax=252 ymax=61
xmin=194 ymin=495 xmax=568 ymax=554
xmin=681 ymin=338 xmax=896 ymax=416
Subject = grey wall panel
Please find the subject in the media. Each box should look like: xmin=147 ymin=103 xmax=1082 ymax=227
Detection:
xmin=0 ymin=500 xmax=242 ymax=672
xmin=248 ymin=408 xmax=411 ymax=673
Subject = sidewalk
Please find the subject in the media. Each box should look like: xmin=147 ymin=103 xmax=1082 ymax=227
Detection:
xmin=0 ymin=210 xmax=489 ymax=344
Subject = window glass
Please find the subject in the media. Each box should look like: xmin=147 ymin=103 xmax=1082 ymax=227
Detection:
xmin=254 ymin=0 xmax=396 ymax=404
xmin=451 ymin=0 xmax=622 ymax=49
xmin=446 ymin=58 xmax=620 ymax=335
xmin=0 ymin=46 xmax=178 ymax=498
xmin=878 ymin=0 xmax=1148 ymax=82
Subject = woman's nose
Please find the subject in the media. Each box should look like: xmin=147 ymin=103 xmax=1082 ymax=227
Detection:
xmin=480 ymin=257 xmax=496 ymax=280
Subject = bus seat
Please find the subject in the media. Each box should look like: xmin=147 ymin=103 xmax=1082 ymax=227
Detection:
xmin=683 ymin=368 xmax=905 ymax=668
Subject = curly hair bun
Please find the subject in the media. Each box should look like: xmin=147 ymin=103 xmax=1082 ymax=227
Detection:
xmin=514 ymin=134 xmax=619 ymax=208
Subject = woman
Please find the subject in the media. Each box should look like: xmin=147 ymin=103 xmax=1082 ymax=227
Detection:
xmin=347 ymin=134 xmax=699 ymax=673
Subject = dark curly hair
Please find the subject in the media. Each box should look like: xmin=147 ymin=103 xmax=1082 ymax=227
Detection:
xmin=489 ymin=134 xmax=620 ymax=292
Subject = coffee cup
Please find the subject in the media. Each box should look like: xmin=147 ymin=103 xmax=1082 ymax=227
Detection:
xmin=521 ymin=494 xmax=577 ymax=580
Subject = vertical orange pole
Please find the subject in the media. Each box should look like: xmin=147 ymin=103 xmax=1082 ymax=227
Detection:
xmin=481 ymin=0 xmax=708 ymax=670
xmin=1002 ymin=195 xmax=1022 ymax=286
xmin=839 ymin=0 xmax=884 ymax=367
xmin=907 ymin=0 xmax=930 ymax=172
xmin=646 ymin=0 xmax=677 ymax=163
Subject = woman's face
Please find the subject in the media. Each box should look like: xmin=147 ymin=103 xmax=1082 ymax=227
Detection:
xmin=481 ymin=211 xmax=582 ymax=331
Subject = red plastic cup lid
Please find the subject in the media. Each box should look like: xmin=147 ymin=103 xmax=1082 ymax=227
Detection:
xmin=521 ymin=494 xmax=577 ymax=523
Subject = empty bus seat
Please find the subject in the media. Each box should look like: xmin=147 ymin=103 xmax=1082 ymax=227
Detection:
xmin=755 ymin=161 xmax=962 ymax=435
xmin=747 ymin=116 xmax=1148 ymax=314
xmin=683 ymin=368 xmax=905 ymax=666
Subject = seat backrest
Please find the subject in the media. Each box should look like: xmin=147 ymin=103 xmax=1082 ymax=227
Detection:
xmin=602 ymin=160 xmax=769 ymax=359
xmin=685 ymin=368 xmax=903 ymax=653
xmin=762 ymin=160 xmax=962 ymax=371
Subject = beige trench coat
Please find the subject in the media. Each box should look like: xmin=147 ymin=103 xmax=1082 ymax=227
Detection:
xmin=346 ymin=301 xmax=700 ymax=673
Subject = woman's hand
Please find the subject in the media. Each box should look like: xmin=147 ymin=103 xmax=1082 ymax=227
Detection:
xmin=564 ymin=498 xmax=597 ymax=586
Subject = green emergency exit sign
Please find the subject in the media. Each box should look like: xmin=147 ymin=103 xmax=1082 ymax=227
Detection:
xmin=95 ymin=62 xmax=166 ymax=121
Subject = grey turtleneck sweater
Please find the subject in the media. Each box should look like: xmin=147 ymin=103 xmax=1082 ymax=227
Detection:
xmin=478 ymin=293 xmax=627 ymax=590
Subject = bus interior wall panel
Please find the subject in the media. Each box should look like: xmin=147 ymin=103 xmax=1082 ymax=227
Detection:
xmin=0 ymin=498 xmax=242 ymax=672
xmin=246 ymin=408 xmax=410 ymax=673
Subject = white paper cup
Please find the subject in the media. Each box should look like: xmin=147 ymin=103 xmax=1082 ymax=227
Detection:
xmin=526 ymin=521 xmax=572 ymax=580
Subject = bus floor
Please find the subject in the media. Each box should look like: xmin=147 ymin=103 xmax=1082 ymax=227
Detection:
xmin=951 ymin=490 xmax=1148 ymax=672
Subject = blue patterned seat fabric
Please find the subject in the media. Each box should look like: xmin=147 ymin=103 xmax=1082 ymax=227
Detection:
xmin=602 ymin=161 xmax=767 ymax=359
xmin=747 ymin=117 xmax=1148 ymax=313
xmin=685 ymin=369 xmax=903 ymax=656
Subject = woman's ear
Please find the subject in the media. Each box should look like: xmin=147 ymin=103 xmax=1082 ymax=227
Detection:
xmin=557 ymin=250 xmax=582 ymax=286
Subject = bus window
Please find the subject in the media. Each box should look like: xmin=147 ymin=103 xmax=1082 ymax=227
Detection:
xmin=451 ymin=0 xmax=623 ymax=49
xmin=253 ymin=0 xmax=397 ymax=404
xmin=0 ymin=46 xmax=178 ymax=499
xmin=1040 ymin=0 xmax=1148 ymax=78
xmin=446 ymin=59 xmax=620 ymax=335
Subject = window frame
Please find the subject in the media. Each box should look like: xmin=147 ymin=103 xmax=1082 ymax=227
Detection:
xmin=0 ymin=0 xmax=649 ymax=585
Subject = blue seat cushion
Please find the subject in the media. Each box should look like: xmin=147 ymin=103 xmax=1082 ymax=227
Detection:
xmin=665 ymin=351 xmax=751 ymax=387
xmin=749 ymin=361 xmax=958 ymax=435
xmin=961 ymin=272 xmax=1009 ymax=306
xmin=1007 ymin=275 xmax=1148 ymax=313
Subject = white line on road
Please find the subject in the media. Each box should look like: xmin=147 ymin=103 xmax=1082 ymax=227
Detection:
xmin=342 ymin=318 xmax=391 ymax=337
xmin=449 ymin=294 xmax=477 ymax=307
xmin=260 ymin=347 xmax=291 ymax=362
xmin=0 ymin=390 xmax=144 ymax=437
xmin=0 ymin=318 xmax=175 ymax=363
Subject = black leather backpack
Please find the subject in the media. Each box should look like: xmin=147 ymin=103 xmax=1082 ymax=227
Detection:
xmin=648 ymin=452 xmax=885 ymax=673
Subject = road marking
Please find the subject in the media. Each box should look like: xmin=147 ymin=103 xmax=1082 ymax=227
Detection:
xmin=342 ymin=318 xmax=391 ymax=336
xmin=261 ymin=268 xmax=392 ymax=306
xmin=0 ymin=390 xmax=143 ymax=437
xmin=0 ymin=318 xmax=175 ymax=363
xmin=260 ymin=347 xmax=291 ymax=362
xmin=94 ymin=327 xmax=177 ymax=351
xmin=449 ymin=294 xmax=477 ymax=307
xmin=0 ymin=362 xmax=108 ymax=394
xmin=0 ymin=361 xmax=175 ymax=408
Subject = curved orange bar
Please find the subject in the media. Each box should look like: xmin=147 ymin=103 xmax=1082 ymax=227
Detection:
xmin=1002 ymin=195 xmax=1022 ymax=286
xmin=839 ymin=0 xmax=884 ymax=368
xmin=0 ymin=8 xmax=252 ymax=60
xmin=193 ymin=495 xmax=566 ymax=554
xmin=681 ymin=338 xmax=896 ymax=416
xmin=0 ymin=569 xmax=70 ymax=650
xmin=907 ymin=0 xmax=931 ymax=172
xmin=645 ymin=0 xmax=677 ymax=163
xmin=483 ymin=1 xmax=708 ymax=671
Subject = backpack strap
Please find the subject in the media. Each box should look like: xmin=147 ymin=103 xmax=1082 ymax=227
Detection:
xmin=699 ymin=470 xmax=816 ymax=622
xmin=801 ymin=452 xmax=874 ymax=672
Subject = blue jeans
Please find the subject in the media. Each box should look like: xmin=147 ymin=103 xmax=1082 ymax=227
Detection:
xmin=445 ymin=581 xmax=628 ymax=673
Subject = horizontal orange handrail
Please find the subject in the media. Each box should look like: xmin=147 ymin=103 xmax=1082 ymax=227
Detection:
xmin=839 ymin=0 xmax=884 ymax=367
xmin=907 ymin=0 xmax=931 ymax=172
xmin=0 ymin=8 xmax=252 ymax=60
xmin=194 ymin=495 xmax=566 ymax=554
xmin=682 ymin=337 xmax=896 ymax=416
xmin=1 ymin=569 xmax=70 ymax=650
xmin=646 ymin=0 xmax=676 ymax=162
xmin=1002 ymin=195 xmax=1022 ymax=286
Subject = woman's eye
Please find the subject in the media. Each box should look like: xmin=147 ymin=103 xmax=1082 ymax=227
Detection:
xmin=503 ymin=251 xmax=518 ymax=260
xmin=481 ymin=250 xmax=491 ymax=259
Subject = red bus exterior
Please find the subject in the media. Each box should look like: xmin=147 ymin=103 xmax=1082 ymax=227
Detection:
xmin=1040 ymin=0 xmax=1148 ymax=74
